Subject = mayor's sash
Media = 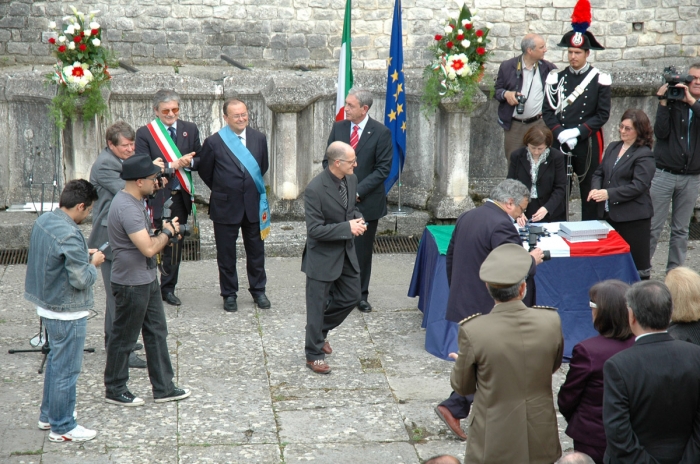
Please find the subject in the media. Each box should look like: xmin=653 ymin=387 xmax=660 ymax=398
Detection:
xmin=218 ymin=126 xmax=271 ymax=240
xmin=146 ymin=119 xmax=194 ymax=196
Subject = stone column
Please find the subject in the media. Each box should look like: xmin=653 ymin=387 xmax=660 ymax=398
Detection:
xmin=62 ymin=111 xmax=104 ymax=183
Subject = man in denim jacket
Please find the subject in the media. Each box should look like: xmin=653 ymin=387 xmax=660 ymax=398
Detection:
xmin=24 ymin=179 xmax=105 ymax=442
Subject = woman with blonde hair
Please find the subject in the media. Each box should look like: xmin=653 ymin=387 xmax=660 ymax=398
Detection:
xmin=666 ymin=267 xmax=700 ymax=346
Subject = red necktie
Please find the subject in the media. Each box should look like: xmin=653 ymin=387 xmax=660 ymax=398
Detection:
xmin=350 ymin=125 xmax=359 ymax=150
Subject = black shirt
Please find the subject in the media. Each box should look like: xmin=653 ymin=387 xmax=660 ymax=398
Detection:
xmin=653 ymin=100 xmax=700 ymax=174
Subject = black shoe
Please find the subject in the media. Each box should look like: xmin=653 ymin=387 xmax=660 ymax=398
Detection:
xmin=163 ymin=292 xmax=182 ymax=306
xmin=132 ymin=343 xmax=143 ymax=352
xmin=254 ymin=293 xmax=271 ymax=309
xmin=154 ymin=387 xmax=191 ymax=403
xmin=105 ymin=390 xmax=145 ymax=407
xmin=223 ymin=296 xmax=238 ymax=312
xmin=357 ymin=300 xmax=372 ymax=313
xmin=128 ymin=352 xmax=147 ymax=369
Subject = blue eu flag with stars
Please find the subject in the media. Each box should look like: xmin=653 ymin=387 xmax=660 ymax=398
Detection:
xmin=383 ymin=0 xmax=406 ymax=195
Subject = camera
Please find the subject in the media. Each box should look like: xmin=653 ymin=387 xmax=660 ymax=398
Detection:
xmin=516 ymin=94 xmax=527 ymax=115
xmin=519 ymin=224 xmax=551 ymax=261
xmin=663 ymin=66 xmax=694 ymax=101
xmin=161 ymin=198 xmax=191 ymax=240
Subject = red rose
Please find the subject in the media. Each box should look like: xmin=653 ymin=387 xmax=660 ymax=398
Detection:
xmin=465 ymin=23 xmax=473 ymax=30
xmin=79 ymin=44 xmax=87 ymax=51
xmin=80 ymin=31 xmax=85 ymax=37
xmin=446 ymin=41 xmax=454 ymax=48
xmin=48 ymin=37 xmax=56 ymax=44
xmin=449 ymin=24 xmax=455 ymax=29
xmin=456 ymin=34 xmax=464 ymax=41
xmin=435 ymin=34 xmax=443 ymax=41
xmin=72 ymin=66 xmax=85 ymax=77
xmin=476 ymin=47 xmax=486 ymax=55
xmin=73 ymin=36 xmax=82 ymax=43
xmin=58 ymin=45 xmax=66 ymax=53
xmin=91 ymin=29 xmax=99 ymax=36
xmin=476 ymin=30 xmax=484 ymax=37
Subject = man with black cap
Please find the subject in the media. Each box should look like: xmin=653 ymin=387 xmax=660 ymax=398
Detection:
xmin=450 ymin=243 xmax=563 ymax=464
xmin=104 ymin=154 xmax=191 ymax=406
xmin=542 ymin=0 xmax=611 ymax=220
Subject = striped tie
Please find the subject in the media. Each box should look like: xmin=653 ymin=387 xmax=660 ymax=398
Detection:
xmin=350 ymin=125 xmax=359 ymax=150
xmin=339 ymin=178 xmax=348 ymax=209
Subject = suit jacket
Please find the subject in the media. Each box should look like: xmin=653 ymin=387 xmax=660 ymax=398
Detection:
xmin=198 ymin=127 xmax=269 ymax=225
xmin=603 ymin=332 xmax=700 ymax=464
xmin=451 ymin=300 xmax=564 ymax=464
xmin=558 ymin=335 xmax=635 ymax=448
xmin=591 ymin=142 xmax=655 ymax=222
xmin=507 ymin=147 xmax=567 ymax=222
xmin=135 ymin=119 xmax=202 ymax=220
xmin=87 ymin=146 xmax=125 ymax=260
xmin=301 ymin=169 xmax=363 ymax=282
xmin=325 ymin=117 xmax=393 ymax=221
xmin=445 ymin=201 xmax=536 ymax=323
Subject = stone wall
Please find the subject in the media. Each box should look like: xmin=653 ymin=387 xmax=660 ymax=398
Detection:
xmin=0 ymin=0 xmax=697 ymax=71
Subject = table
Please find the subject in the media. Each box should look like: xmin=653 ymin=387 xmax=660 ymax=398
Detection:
xmin=408 ymin=225 xmax=640 ymax=361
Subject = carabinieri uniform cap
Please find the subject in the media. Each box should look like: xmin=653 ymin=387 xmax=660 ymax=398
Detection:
xmin=479 ymin=243 xmax=532 ymax=286
xmin=120 ymin=153 xmax=161 ymax=180
xmin=557 ymin=0 xmax=605 ymax=50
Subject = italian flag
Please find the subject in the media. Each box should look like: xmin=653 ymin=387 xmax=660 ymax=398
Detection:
xmin=335 ymin=0 xmax=353 ymax=121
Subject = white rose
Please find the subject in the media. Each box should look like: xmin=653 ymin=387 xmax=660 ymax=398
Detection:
xmin=447 ymin=70 xmax=457 ymax=80
xmin=486 ymin=22 xmax=494 ymax=29
xmin=92 ymin=38 xmax=100 ymax=47
xmin=68 ymin=42 xmax=75 ymax=50
xmin=80 ymin=62 xmax=89 ymax=70
xmin=48 ymin=21 xmax=56 ymax=29
xmin=444 ymin=24 xmax=452 ymax=34
xmin=66 ymin=25 xmax=75 ymax=35
xmin=90 ymin=22 xmax=100 ymax=30
xmin=457 ymin=29 xmax=463 ymax=35
xmin=472 ymin=15 xmax=481 ymax=21
xmin=58 ymin=36 xmax=66 ymax=43
xmin=73 ymin=61 xmax=82 ymax=67
xmin=461 ymin=39 xmax=470 ymax=48
xmin=84 ymin=29 xmax=91 ymax=37
xmin=461 ymin=19 xmax=471 ymax=26
xmin=477 ymin=37 xmax=483 ymax=43
xmin=73 ymin=23 xmax=80 ymax=30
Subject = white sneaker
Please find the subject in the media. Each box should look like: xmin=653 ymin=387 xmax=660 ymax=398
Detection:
xmin=49 ymin=424 xmax=97 ymax=442
xmin=38 ymin=410 xmax=77 ymax=430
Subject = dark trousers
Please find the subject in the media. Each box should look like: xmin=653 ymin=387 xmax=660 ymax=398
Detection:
xmin=157 ymin=190 xmax=189 ymax=296
xmin=104 ymin=279 xmax=175 ymax=398
xmin=305 ymin=253 xmax=361 ymax=361
xmin=101 ymin=259 xmax=115 ymax=343
xmin=571 ymin=136 xmax=602 ymax=221
xmin=440 ymin=391 xmax=474 ymax=419
xmin=354 ymin=218 xmax=378 ymax=300
xmin=607 ymin=216 xmax=652 ymax=275
xmin=213 ymin=216 xmax=266 ymax=298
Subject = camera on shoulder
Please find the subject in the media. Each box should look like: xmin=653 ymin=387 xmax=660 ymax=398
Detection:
xmin=662 ymin=66 xmax=694 ymax=101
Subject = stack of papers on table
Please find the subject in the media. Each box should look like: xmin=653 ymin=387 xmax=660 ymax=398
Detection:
xmin=559 ymin=220 xmax=612 ymax=242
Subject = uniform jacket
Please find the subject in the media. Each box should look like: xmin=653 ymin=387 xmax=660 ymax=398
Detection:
xmin=87 ymin=146 xmax=124 ymax=260
xmin=603 ymin=332 xmax=700 ymax=464
xmin=590 ymin=142 xmax=655 ymax=222
xmin=653 ymin=99 xmax=700 ymax=174
xmin=445 ymin=201 xmax=536 ymax=323
xmin=135 ymin=119 xmax=202 ymax=220
xmin=495 ymin=55 xmax=557 ymax=130
xmin=507 ymin=146 xmax=567 ymax=221
xmin=557 ymin=335 xmax=635 ymax=448
xmin=301 ymin=169 xmax=363 ymax=282
xmin=198 ymin=127 xmax=269 ymax=225
xmin=451 ymin=300 xmax=564 ymax=464
xmin=325 ymin=117 xmax=393 ymax=221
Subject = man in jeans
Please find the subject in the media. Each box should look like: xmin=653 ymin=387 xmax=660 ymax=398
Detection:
xmin=649 ymin=63 xmax=700 ymax=272
xmin=25 ymin=179 xmax=105 ymax=442
xmin=104 ymin=154 xmax=191 ymax=406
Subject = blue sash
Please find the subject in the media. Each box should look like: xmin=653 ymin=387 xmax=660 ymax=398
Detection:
xmin=218 ymin=126 xmax=271 ymax=240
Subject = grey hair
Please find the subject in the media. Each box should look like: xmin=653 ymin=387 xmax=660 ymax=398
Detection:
xmin=490 ymin=179 xmax=530 ymax=204
xmin=487 ymin=278 xmax=526 ymax=302
xmin=105 ymin=121 xmax=135 ymax=146
xmin=521 ymin=34 xmax=540 ymax=54
xmin=626 ymin=280 xmax=673 ymax=331
xmin=326 ymin=141 xmax=353 ymax=162
xmin=556 ymin=452 xmax=596 ymax=464
xmin=348 ymin=88 xmax=373 ymax=109
xmin=153 ymin=89 xmax=180 ymax=110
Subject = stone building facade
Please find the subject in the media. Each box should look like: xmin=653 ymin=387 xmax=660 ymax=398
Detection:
xmin=1 ymin=0 xmax=697 ymax=71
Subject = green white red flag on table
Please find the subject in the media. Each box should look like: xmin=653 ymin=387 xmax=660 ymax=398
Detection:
xmin=335 ymin=0 xmax=353 ymax=121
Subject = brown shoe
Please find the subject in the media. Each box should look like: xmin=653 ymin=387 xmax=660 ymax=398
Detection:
xmin=306 ymin=359 xmax=331 ymax=374
xmin=435 ymin=405 xmax=467 ymax=441
xmin=322 ymin=340 xmax=332 ymax=355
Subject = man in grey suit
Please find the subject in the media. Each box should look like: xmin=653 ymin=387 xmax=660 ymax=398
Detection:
xmin=88 ymin=121 xmax=163 ymax=369
xmin=302 ymin=141 xmax=367 ymax=374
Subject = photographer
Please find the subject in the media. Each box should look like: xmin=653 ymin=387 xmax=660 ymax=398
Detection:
xmin=649 ymin=63 xmax=700 ymax=273
xmin=104 ymin=154 xmax=191 ymax=406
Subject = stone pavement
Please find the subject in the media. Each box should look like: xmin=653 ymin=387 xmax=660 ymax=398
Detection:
xmin=0 ymin=240 xmax=694 ymax=463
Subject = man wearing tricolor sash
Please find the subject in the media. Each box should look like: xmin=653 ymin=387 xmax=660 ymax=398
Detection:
xmin=199 ymin=99 xmax=271 ymax=313
xmin=135 ymin=89 xmax=201 ymax=307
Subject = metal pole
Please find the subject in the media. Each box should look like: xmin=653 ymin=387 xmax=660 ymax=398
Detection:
xmin=397 ymin=168 xmax=402 ymax=212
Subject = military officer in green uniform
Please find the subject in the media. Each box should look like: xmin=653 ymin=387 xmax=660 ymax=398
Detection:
xmin=450 ymin=243 xmax=564 ymax=464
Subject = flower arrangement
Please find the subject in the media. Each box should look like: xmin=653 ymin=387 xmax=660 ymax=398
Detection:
xmin=422 ymin=3 xmax=493 ymax=112
xmin=45 ymin=7 xmax=114 ymax=130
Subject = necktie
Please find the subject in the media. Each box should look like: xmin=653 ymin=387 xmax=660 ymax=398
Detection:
xmin=168 ymin=126 xmax=176 ymax=144
xmin=689 ymin=109 xmax=693 ymax=152
xmin=350 ymin=125 xmax=359 ymax=150
xmin=339 ymin=178 xmax=348 ymax=209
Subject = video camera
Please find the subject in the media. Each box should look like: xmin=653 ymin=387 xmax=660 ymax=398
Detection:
xmin=519 ymin=224 xmax=551 ymax=261
xmin=663 ymin=66 xmax=694 ymax=101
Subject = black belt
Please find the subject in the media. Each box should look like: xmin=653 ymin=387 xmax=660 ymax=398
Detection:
xmin=658 ymin=167 xmax=687 ymax=175
xmin=512 ymin=114 xmax=542 ymax=124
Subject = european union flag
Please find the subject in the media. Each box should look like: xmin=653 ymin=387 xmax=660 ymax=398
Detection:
xmin=383 ymin=0 xmax=406 ymax=195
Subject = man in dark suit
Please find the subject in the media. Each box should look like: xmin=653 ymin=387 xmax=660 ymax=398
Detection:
xmin=325 ymin=88 xmax=392 ymax=313
xmin=199 ymin=98 xmax=270 ymax=313
xmin=302 ymin=141 xmax=367 ymax=374
xmin=135 ymin=89 xmax=201 ymax=307
xmin=603 ymin=280 xmax=700 ymax=464
xmin=435 ymin=179 xmax=545 ymax=440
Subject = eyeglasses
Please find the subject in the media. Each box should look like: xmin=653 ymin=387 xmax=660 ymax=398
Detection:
xmin=227 ymin=113 xmax=248 ymax=120
xmin=339 ymin=158 xmax=357 ymax=164
xmin=142 ymin=176 xmax=158 ymax=183
xmin=589 ymin=301 xmax=597 ymax=308
xmin=690 ymin=75 xmax=700 ymax=82
xmin=159 ymin=108 xmax=180 ymax=115
xmin=619 ymin=124 xmax=635 ymax=132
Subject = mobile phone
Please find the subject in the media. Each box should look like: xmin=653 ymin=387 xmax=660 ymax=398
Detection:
xmin=98 ymin=242 xmax=109 ymax=252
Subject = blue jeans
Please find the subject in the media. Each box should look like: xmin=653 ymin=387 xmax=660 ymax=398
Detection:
xmin=649 ymin=169 xmax=700 ymax=272
xmin=39 ymin=317 xmax=87 ymax=434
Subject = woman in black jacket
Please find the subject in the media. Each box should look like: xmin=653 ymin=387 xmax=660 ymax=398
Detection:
xmin=507 ymin=125 xmax=567 ymax=222
xmin=589 ymin=108 xmax=656 ymax=279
